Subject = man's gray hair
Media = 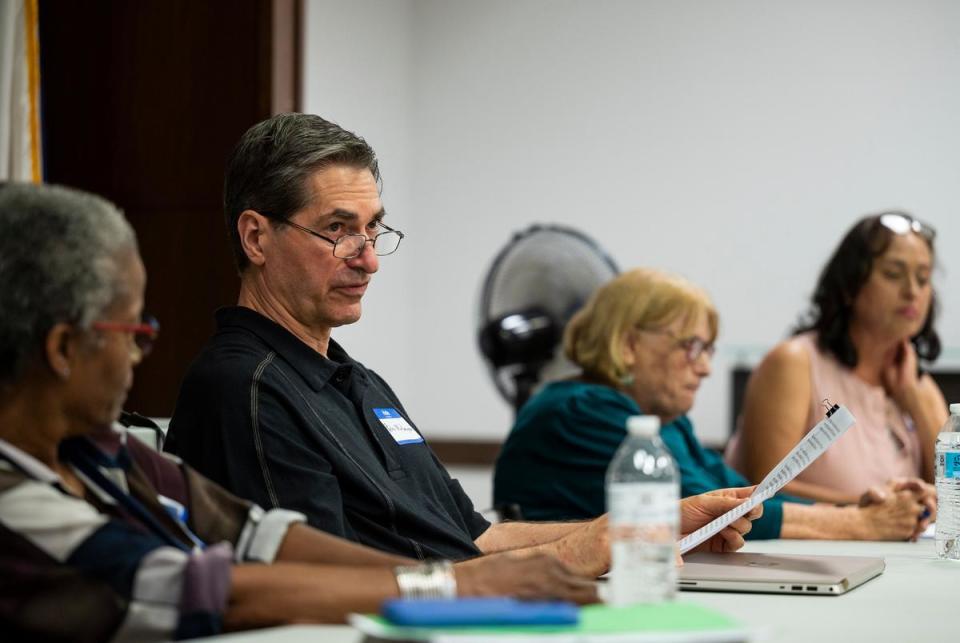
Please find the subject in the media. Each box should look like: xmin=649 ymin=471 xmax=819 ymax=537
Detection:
xmin=223 ymin=113 xmax=380 ymax=271
xmin=0 ymin=183 xmax=137 ymax=385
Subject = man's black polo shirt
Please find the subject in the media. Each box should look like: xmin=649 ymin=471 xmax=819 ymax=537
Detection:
xmin=165 ymin=306 xmax=489 ymax=560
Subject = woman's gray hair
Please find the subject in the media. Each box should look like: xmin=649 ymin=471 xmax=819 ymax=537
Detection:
xmin=0 ymin=183 xmax=138 ymax=385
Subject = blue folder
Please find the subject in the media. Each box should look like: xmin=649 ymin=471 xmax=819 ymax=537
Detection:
xmin=381 ymin=598 xmax=580 ymax=627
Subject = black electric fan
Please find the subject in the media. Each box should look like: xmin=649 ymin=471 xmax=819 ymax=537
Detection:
xmin=477 ymin=224 xmax=619 ymax=414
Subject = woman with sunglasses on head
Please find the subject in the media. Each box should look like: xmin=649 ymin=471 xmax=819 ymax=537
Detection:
xmin=726 ymin=212 xmax=944 ymax=507
xmin=494 ymin=268 xmax=930 ymax=542
xmin=0 ymin=184 xmax=598 ymax=643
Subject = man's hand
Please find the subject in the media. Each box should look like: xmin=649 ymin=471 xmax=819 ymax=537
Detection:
xmin=454 ymin=552 xmax=599 ymax=604
xmin=472 ymin=515 xmax=611 ymax=579
xmin=548 ymin=515 xmax=612 ymax=578
xmin=680 ymin=487 xmax=763 ymax=554
xmin=486 ymin=488 xmax=763 ymax=579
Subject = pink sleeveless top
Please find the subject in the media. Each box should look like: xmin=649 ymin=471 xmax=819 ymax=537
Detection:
xmin=726 ymin=332 xmax=922 ymax=496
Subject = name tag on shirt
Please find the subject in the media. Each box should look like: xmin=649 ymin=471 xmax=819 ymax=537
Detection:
xmin=374 ymin=408 xmax=424 ymax=445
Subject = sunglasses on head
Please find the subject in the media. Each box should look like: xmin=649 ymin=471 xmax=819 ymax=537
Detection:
xmin=877 ymin=212 xmax=936 ymax=242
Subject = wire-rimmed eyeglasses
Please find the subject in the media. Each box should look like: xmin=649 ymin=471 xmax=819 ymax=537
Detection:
xmin=92 ymin=314 xmax=160 ymax=356
xmin=283 ymin=219 xmax=405 ymax=259
xmin=878 ymin=211 xmax=936 ymax=242
xmin=642 ymin=328 xmax=715 ymax=363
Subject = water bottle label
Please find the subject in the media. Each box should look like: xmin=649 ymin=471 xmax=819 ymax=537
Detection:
xmin=942 ymin=451 xmax=960 ymax=479
xmin=608 ymin=482 xmax=679 ymax=526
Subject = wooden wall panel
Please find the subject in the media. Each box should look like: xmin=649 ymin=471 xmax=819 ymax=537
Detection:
xmin=39 ymin=0 xmax=298 ymax=415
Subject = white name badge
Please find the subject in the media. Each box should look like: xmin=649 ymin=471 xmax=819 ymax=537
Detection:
xmin=374 ymin=408 xmax=423 ymax=445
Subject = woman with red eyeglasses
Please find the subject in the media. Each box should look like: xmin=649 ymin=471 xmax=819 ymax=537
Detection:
xmin=727 ymin=212 xmax=945 ymax=506
xmin=0 ymin=184 xmax=596 ymax=642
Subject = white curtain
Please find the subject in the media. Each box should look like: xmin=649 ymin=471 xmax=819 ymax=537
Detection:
xmin=0 ymin=0 xmax=42 ymax=183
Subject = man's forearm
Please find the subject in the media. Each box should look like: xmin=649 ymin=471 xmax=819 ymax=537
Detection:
xmin=276 ymin=523 xmax=413 ymax=566
xmin=474 ymin=520 xmax=607 ymax=577
xmin=474 ymin=520 xmax=587 ymax=554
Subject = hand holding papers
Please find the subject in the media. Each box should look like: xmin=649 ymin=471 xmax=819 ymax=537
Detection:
xmin=678 ymin=405 xmax=856 ymax=554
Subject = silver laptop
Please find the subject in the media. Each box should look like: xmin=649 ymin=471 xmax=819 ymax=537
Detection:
xmin=678 ymin=552 xmax=884 ymax=595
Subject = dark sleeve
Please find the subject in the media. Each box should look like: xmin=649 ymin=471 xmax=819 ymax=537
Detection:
xmin=427 ymin=448 xmax=491 ymax=539
xmin=127 ymin=437 xmax=305 ymax=561
xmin=168 ymin=354 xmax=352 ymax=539
xmin=181 ymin=466 xmax=254 ymax=545
xmin=369 ymin=368 xmax=491 ymax=538
xmin=127 ymin=437 xmax=253 ymax=546
xmin=749 ymin=498 xmax=785 ymax=540
xmin=67 ymin=525 xmax=234 ymax=639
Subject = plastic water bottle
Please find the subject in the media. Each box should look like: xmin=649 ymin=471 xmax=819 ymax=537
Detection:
xmin=935 ymin=403 xmax=960 ymax=560
xmin=606 ymin=415 xmax=680 ymax=605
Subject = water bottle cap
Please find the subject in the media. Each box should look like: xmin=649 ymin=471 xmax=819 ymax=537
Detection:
xmin=626 ymin=415 xmax=661 ymax=437
xmin=950 ymin=403 xmax=960 ymax=416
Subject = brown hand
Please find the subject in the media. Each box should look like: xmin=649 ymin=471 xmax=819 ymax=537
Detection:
xmin=455 ymin=552 xmax=599 ymax=604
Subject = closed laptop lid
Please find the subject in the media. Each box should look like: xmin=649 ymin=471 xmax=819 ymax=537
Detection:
xmin=678 ymin=552 xmax=885 ymax=595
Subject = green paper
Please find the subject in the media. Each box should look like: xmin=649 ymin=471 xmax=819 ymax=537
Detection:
xmin=580 ymin=603 xmax=741 ymax=633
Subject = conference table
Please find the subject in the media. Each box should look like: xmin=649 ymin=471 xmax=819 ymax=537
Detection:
xmin=197 ymin=538 xmax=953 ymax=642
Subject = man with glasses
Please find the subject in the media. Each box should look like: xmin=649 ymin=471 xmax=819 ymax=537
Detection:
xmin=166 ymin=114 xmax=759 ymax=576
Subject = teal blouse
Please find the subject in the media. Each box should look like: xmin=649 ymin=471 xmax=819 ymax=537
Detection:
xmin=492 ymin=380 xmax=811 ymax=539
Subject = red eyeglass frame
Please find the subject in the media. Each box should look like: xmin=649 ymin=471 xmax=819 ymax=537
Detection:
xmin=91 ymin=315 xmax=160 ymax=354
